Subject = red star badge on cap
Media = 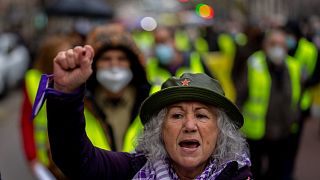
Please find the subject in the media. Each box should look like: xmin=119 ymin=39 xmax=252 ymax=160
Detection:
xmin=181 ymin=79 xmax=190 ymax=86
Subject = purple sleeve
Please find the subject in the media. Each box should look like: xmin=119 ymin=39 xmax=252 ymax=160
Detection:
xmin=39 ymin=75 xmax=146 ymax=179
xmin=232 ymin=166 xmax=253 ymax=180
xmin=216 ymin=161 xmax=252 ymax=180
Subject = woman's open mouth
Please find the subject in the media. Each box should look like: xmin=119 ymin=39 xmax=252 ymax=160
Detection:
xmin=179 ymin=139 xmax=200 ymax=153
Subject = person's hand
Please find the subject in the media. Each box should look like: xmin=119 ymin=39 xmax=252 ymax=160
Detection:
xmin=53 ymin=45 xmax=94 ymax=93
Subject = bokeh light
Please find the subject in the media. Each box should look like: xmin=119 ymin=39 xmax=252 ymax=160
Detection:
xmin=196 ymin=4 xmax=214 ymax=19
xmin=179 ymin=0 xmax=189 ymax=2
xmin=140 ymin=16 xmax=157 ymax=31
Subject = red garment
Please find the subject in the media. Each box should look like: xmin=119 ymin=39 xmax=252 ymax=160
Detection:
xmin=20 ymin=83 xmax=36 ymax=161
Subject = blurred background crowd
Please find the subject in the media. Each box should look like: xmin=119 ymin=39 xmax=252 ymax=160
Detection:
xmin=0 ymin=0 xmax=320 ymax=179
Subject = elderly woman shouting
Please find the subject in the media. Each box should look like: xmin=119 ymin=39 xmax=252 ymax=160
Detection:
xmin=32 ymin=45 xmax=252 ymax=179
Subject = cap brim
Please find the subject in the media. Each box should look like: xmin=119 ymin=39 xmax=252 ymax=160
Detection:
xmin=140 ymin=86 xmax=243 ymax=128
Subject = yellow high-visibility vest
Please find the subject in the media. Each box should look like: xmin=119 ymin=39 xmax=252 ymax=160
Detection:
xmin=26 ymin=69 xmax=50 ymax=166
xmin=122 ymin=116 xmax=144 ymax=152
xmin=26 ymin=70 xmax=144 ymax=165
xmin=295 ymin=38 xmax=318 ymax=77
xmin=175 ymin=30 xmax=191 ymax=52
xmin=203 ymin=52 xmax=236 ymax=102
xmin=27 ymin=70 xmax=142 ymax=156
xmin=132 ymin=30 xmax=155 ymax=55
xmin=294 ymin=38 xmax=318 ymax=110
xmin=26 ymin=70 xmax=112 ymax=166
xmin=218 ymin=33 xmax=236 ymax=61
xmin=194 ymin=37 xmax=209 ymax=54
xmin=241 ymin=51 xmax=301 ymax=140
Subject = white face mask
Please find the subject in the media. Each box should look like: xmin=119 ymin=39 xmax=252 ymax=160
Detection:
xmin=96 ymin=67 xmax=133 ymax=93
xmin=267 ymin=46 xmax=286 ymax=65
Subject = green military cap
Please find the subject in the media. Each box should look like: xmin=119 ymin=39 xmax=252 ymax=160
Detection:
xmin=140 ymin=73 xmax=244 ymax=128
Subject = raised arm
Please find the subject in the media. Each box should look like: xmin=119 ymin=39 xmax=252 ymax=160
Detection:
xmin=47 ymin=45 xmax=145 ymax=179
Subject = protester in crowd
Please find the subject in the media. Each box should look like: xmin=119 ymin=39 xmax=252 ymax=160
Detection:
xmin=20 ymin=33 xmax=82 ymax=179
xmin=285 ymin=20 xmax=320 ymax=91
xmin=284 ymin=19 xmax=320 ymax=179
xmin=84 ymin=24 xmax=151 ymax=152
xmin=31 ymin=44 xmax=252 ymax=179
xmin=237 ymin=29 xmax=302 ymax=180
xmin=201 ymin=24 xmax=244 ymax=103
xmin=22 ymin=23 xmax=150 ymax=178
xmin=147 ymin=26 xmax=212 ymax=93
xmin=232 ymin=24 xmax=264 ymax=90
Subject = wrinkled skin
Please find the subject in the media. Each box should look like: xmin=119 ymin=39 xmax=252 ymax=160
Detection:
xmin=162 ymin=101 xmax=219 ymax=179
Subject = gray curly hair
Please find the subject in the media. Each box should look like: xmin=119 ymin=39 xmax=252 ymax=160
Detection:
xmin=135 ymin=107 xmax=249 ymax=165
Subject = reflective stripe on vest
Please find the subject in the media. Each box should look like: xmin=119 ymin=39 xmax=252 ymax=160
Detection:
xmin=241 ymin=51 xmax=301 ymax=140
xmin=26 ymin=70 xmax=112 ymax=166
xmin=147 ymin=52 xmax=205 ymax=94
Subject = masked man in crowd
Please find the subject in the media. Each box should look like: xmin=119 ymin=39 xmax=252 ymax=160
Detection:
xmin=237 ymin=29 xmax=302 ymax=180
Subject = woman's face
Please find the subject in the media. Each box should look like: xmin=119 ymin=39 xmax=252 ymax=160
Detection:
xmin=96 ymin=49 xmax=130 ymax=69
xmin=162 ymin=101 xmax=219 ymax=176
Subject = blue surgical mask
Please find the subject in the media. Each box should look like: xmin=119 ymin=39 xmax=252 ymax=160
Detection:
xmin=155 ymin=44 xmax=174 ymax=65
xmin=286 ymin=36 xmax=297 ymax=50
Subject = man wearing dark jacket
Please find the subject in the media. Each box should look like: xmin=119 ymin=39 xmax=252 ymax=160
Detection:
xmin=237 ymin=29 xmax=302 ymax=180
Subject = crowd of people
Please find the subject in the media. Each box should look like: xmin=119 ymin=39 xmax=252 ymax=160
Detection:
xmin=13 ymin=14 xmax=320 ymax=180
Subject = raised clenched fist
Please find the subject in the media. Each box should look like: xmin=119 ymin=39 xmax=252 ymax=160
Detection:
xmin=53 ymin=45 xmax=94 ymax=93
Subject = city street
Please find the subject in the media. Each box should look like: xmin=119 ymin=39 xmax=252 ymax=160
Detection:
xmin=1 ymin=0 xmax=320 ymax=179
xmin=0 ymin=88 xmax=36 ymax=180
xmin=0 ymin=88 xmax=319 ymax=180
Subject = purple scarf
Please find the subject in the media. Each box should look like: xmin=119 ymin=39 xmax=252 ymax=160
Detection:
xmin=133 ymin=154 xmax=251 ymax=180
